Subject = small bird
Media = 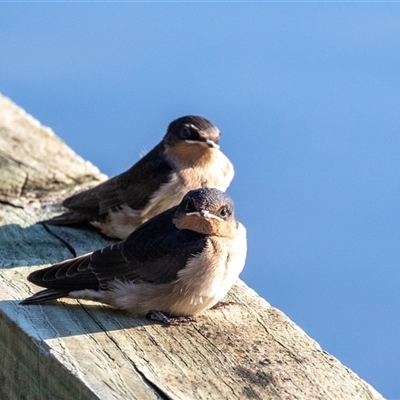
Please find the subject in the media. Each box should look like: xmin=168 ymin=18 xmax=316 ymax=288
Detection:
xmin=43 ymin=115 xmax=234 ymax=239
xmin=22 ymin=188 xmax=247 ymax=324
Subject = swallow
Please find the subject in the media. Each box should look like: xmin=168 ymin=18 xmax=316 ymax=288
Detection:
xmin=22 ymin=188 xmax=247 ymax=324
xmin=43 ymin=115 xmax=234 ymax=239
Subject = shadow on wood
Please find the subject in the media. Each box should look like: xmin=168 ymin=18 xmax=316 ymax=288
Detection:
xmin=0 ymin=94 xmax=383 ymax=399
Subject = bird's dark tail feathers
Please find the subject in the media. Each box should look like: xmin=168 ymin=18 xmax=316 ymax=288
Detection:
xmin=20 ymin=289 xmax=71 ymax=305
xmin=40 ymin=211 xmax=94 ymax=226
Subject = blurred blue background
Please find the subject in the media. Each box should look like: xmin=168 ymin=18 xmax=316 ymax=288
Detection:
xmin=1 ymin=4 xmax=399 ymax=398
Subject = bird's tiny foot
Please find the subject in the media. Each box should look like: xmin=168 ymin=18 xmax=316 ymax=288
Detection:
xmin=146 ymin=311 xmax=196 ymax=325
xmin=211 ymin=301 xmax=235 ymax=309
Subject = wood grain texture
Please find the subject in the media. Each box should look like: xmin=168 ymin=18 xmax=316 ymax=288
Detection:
xmin=0 ymin=93 xmax=384 ymax=400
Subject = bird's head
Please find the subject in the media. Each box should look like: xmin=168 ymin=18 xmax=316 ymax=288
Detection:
xmin=173 ymin=188 xmax=238 ymax=237
xmin=163 ymin=116 xmax=221 ymax=150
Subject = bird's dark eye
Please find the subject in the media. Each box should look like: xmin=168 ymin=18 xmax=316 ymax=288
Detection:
xmin=219 ymin=206 xmax=229 ymax=218
xmin=185 ymin=198 xmax=195 ymax=212
xmin=180 ymin=126 xmax=192 ymax=139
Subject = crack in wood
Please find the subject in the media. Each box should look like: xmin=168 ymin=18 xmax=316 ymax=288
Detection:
xmin=0 ymin=200 xmax=24 ymax=209
xmin=19 ymin=170 xmax=29 ymax=198
xmin=42 ymin=224 xmax=77 ymax=258
xmin=78 ymin=305 xmax=171 ymax=400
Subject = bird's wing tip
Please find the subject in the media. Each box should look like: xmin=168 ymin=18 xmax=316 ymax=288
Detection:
xmin=20 ymin=289 xmax=69 ymax=305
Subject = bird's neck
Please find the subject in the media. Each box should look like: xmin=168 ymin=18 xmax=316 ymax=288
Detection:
xmin=165 ymin=142 xmax=215 ymax=167
xmin=173 ymin=215 xmax=239 ymax=238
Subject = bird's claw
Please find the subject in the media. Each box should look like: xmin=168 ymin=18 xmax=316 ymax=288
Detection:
xmin=210 ymin=301 xmax=235 ymax=309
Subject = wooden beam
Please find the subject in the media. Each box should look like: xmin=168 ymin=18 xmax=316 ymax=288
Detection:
xmin=0 ymin=94 xmax=383 ymax=400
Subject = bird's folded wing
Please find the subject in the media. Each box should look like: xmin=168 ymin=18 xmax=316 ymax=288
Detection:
xmin=64 ymin=143 xmax=173 ymax=215
xmin=91 ymin=210 xmax=208 ymax=286
xmin=26 ymin=253 xmax=98 ymax=291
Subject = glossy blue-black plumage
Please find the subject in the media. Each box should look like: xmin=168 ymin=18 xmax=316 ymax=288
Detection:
xmin=43 ymin=116 xmax=221 ymax=226
xmin=21 ymin=189 xmax=229 ymax=305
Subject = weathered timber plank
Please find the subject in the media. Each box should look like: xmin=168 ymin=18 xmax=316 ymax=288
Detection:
xmin=1 ymin=268 xmax=384 ymax=400
xmin=0 ymin=203 xmax=112 ymax=268
xmin=0 ymin=93 xmax=384 ymax=399
xmin=0 ymin=94 xmax=105 ymax=203
xmin=1 ymin=268 xmax=163 ymax=400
